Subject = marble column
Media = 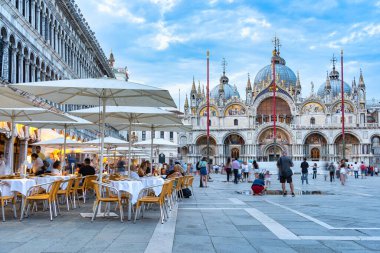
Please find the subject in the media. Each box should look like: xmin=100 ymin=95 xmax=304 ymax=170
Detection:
xmin=11 ymin=46 xmax=17 ymax=83
xmin=31 ymin=0 xmax=36 ymax=28
xmin=18 ymin=53 xmax=24 ymax=83
xmin=41 ymin=12 xmax=46 ymax=40
xmin=30 ymin=62 xmax=36 ymax=82
xmin=36 ymin=65 xmax=41 ymax=81
xmin=36 ymin=4 xmax=41 ymax=33
xmin=1 ymin=40 xmax=9 ymax=81
xmin=24 ymin=57 xmax=30 ymax=82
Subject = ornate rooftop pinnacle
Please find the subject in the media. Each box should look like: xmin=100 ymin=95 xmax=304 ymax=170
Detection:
xmin=296 ymin=71 xmax=301 ymax=89
xmin=191 ymin=76 xmax=196 ymax=92
xmin=359 ymin=69 xmax=365 ymax=87
xmin=202 ymin=85 xmax=205 ymax=97
xmin=246 ymin=73 xmax=252 ymax=91
xmin=197 ymin=81 xmax=202 ymax=95
xmin=184 ymin=94 xmax=189 ymax=109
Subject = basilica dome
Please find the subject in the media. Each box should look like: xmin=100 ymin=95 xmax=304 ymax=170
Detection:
xmin=317 ymin=79 xmax=351 ymax=97
xmin=317 ymin=68 xmax=351 ymax=97
xmin=210 ymin=83 xmax=240 ymax=100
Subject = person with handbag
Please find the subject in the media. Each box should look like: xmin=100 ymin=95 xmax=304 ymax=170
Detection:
xmin=277 ymin=151 xmax=295 ymax=197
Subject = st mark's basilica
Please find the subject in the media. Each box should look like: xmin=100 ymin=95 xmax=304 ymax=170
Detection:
xmin=180 ymin=40 xmax=380 ymax=167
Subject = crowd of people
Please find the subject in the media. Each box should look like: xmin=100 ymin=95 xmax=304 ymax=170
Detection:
xmin=191 ymin=152 xmax=379 ymax=196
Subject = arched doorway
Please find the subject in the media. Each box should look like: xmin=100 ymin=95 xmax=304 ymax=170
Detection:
xmin=257 ymin=128 xmax=291 ymax=161
xmin=265 ymin=145 xmax=283 ymax=161
xmin=196 ymin=135 xmax=217 ymax=163
xmin=224 ymin=134 xmax=245 ymax=160
xmin=256 ymin=97 xmax=292 ymax=124
xmin=334 ymin=133 xmax=360 ymax=161
xmin=371 ymin=136 xmax=380 ymax=167
xmin=231 ymin=148 xmax=239 ymax=159
xmin=310 ymin=148 xmax=320 ymax=160
xmin=304 ymin=133 xmax=327 ymax=161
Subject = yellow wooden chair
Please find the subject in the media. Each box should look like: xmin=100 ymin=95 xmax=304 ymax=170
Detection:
xmin=57 ymin=178 xmax=75 ymax=211
xmin=134 ymin=182 xmax=170 ymax=224
xmin=91 ymin=181 xmax=124 ymax=223
xmin=70 ymin=176 xmax=82 ymax=208
xmin=20 ymin=180 xmax=62 ymax=221
xmin=0 ymin=182 xmax=17 ymax=222
xmin=79 ymin=175 xmax=98 ymax=203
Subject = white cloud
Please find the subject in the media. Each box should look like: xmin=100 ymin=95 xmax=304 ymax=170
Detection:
xmin=149 ymin=0 xmax=179 ymax=14
xmin=150 ymin=21 xmax=187 ymax=50
xmin=242 ymin=17 xmax=271 ymax=28
xmin=376 ymin=1 xmax=380 ymax=7
xmin=96 ymin=0 xmax=145 ymax=23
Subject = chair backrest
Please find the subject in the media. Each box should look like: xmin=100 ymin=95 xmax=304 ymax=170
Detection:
xmin=175 ymin=177 xmax=184 ymax=191
xmin=187 ymin=176 xmax=194 ymax=187
xmin=159 ymin=182 xmax=170 ymax=203
xmin=49 ymin=180 xmax=63 ymax=202
xmin=72 ymin=176 xmax=82 ymax=192
xmin=83 ymin=175 xmax=98 ymax=190
xmin=65 ymin=178 xmax=75 ymax=194
xmin=92 ymin=180 xmax=101 ymax=200
xmin=165 ymin=180 xmax=174 ymax=197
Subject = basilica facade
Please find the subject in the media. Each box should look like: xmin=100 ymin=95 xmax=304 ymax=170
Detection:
xmin=180 ymin=44 xmax=380 ymax=167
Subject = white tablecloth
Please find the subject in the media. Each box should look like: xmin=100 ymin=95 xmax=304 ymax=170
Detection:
xmin=0 ymin=179 xmax=36 ymax=196
xmin=140 ymin=177 xmax=164 ymax=196
xmin=109 ymin=180 xmax=144 ymax=204
xmin=34 ymin=175 xmax=74 ymax=190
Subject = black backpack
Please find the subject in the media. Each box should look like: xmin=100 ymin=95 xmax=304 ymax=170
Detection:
xmin=196 ymin=161 xmax=201 ymax=170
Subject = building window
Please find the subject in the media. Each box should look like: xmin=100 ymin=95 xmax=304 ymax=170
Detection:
xmin=160 ymin=131 xmax=164 ymax=139
xmin=234 ymin=119 xmax=238 ymax=126
xmin=152 ymin=131 xmax=155 ymax=138
xmin=142 ymin=131 xmax=146 ymax=141
xmin=170 ymin=132 xmax=174 ymax=141
xmin=310 ymin=117 xmax=315 ymax=125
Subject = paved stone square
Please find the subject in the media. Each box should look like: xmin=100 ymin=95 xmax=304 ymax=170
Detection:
xmin=1 ymin=173 xmax=380 ymax=252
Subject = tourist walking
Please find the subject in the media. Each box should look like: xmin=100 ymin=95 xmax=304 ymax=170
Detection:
xmin=300 ymin=158 xmax=309 ymax=185
xmin=312 ymin=163 xmax=318 ymax=179
xmin=225 ymin=157 xmax=232 ymax=182
xmin=328 ymin=162 xmax=335 ymax=182
xmin=199 ymin=157 xmax=208 ymax=188
xmin=340 ymin=161 xmax=347 ymax=185
xmin=353 ymin=162 xmax=359 ymax=179
xmin=242 ymin=161 xmax=249 ymax=182
xmin=360 ymin=161 xmax=366 ymax=179
xmin=232 ymin=157 xmax=240 ymax=184
xmin=277 ymin=151 xmax=295 ymax=197
xmin=375 ymin=166 xmax=379 ymax=176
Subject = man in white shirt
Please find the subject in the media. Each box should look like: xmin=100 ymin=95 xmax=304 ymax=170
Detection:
xmin=353 ymin=162 xmax=360 ymax=179
xmin=31 ymin=153 xmax=44 ymax=174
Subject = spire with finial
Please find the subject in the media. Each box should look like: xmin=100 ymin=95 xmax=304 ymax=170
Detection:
xmin=184 ymin=94 xmax=189 ymax=109
xmin=352 ymin=77 xmax=356 ymax=89
xmin=202 ymin=84 xmax=205 ymax=98
xmin=296 ymin=71 xmax=301 ymax=89
xmin=329 ymin=54 xmax=339 ymax=80
xmin=246 ymin=73 xmax=252 ymax=91
xmin=359 ymin=68 xmax=365 ymax=88
xmin=109 ymin=50 xmax=115 ymax=67
xmin=325 ymin=71 xmax=331 ymax=90
xmin=197 ymin=81 xmax=201 ymax=95
xmin=191 ymin=76 xmax=196 ymax=92
xmin=222 ymin=58 xmax=227 ymax=76
xmin=311 ymin=81 xmax=314 ymax=95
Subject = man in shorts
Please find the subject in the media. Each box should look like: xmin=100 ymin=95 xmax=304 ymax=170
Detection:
xmin=277 ymin=151 xmax=295 ymax=197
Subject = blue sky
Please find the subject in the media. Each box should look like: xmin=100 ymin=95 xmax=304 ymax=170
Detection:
xmin=76 ymin=0 xmax=380 ymax=108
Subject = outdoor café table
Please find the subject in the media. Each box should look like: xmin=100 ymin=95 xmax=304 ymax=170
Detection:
xmin=140 ymin=176 xmax=164 ymax=196
xmin=0 ymin=178 xmax=36 ymax=218
xmin=109 ymin=179 xmax=144 ymax=220
xmin=34 ymin=175 xmax=74 ymax=190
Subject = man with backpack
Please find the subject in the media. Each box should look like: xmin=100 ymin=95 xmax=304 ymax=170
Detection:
xmin=300 ymin=158 xmax=309 ymax=185
xmin=328 ymin=162 xmax=335 ymax=182
xmin=277 ymin=151 xmax=295 ymax=197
